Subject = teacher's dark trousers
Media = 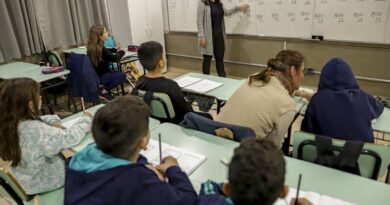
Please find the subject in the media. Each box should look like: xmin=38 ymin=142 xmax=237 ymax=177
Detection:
xmin=202 ymin=33 xmax=226 ymax=77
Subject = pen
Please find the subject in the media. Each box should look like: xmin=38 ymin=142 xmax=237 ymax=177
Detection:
xmin=295 ymin=174 xmax=302 ymax=205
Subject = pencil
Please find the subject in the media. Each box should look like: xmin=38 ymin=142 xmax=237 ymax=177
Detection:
xmin=80 ymin=97 xmax=85 ymax=114
xmin=295 ymin=174 xmax=302 ymax=205
xmin=159 ymin=133 xmax=162 ymax=164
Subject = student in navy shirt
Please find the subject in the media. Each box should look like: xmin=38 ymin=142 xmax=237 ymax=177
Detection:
xmin=301 ymin=58 xmax=384 ymax=142
xmin=65 ymin=96 xmax=197 ymax=205
xmin=198 ymin=138 xmax=312 ymax=205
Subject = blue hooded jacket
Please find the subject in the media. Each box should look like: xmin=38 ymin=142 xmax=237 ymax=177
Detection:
xmin=301 ymin=58 xmax=384 ymax=142
xmin=64 ymin=144 xmax=197 ymax=205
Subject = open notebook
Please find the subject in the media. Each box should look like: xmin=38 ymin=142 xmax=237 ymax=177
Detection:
xmin=175 ymin=76 xmax=223 ymax=93
xmin=273 ymin=188 xmax=355 ymax=205
xmin=140 ymin=139 xmax=206 ymax=175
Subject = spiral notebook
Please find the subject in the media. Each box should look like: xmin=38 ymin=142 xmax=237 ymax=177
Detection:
xmin=140 ymin=139 xmax=206 ymax=175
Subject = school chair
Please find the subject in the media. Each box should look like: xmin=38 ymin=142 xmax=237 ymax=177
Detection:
xmin=292 ymin=131 xmax=390 ymax=180
xmin=67 ymin=53 xmax=101 ymax=110
xmin=131 ymin=88 xmax=175 ymax=122
xmin=0 ymin=166 xmax=64 ymax=205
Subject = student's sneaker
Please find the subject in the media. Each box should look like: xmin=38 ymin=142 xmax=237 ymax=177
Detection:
xmin=100 ymin=93 xmax=115 ymax=102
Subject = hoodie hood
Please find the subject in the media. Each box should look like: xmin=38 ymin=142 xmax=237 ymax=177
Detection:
xmin=69 ymin=144 xmax=131 ymax=173
xmin=318 ymin=58 xmax=359 ymax=91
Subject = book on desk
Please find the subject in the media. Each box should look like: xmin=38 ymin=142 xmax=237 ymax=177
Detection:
xmin=175 ymin=76 xmax=223 ymax=93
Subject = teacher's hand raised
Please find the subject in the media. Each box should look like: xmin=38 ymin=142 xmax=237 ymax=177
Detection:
xmin=240 ymin=4 xmax=250 ymax=12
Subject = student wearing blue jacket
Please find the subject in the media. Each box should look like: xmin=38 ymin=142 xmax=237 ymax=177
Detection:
xmin=301 ymin=58 xmax=384 ymax=142
xmin=64 ymin=96 xmax=197 ymax=205
xmin=198 ymin=138 xmax=312 ymax=205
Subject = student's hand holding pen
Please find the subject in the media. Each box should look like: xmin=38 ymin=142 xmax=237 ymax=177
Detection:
xmin=156 ymin=156 xmax=179 ymax=174
xmin=146 ymin=164 xmax=165 ymax=181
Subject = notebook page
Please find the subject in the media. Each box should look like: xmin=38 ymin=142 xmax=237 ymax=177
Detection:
xmin=62 ymin=117 xmax=81 ymax=129
xmin=273 ymin=188 xmax=320 ymax=205
xmin=184 ymin=79 xmax=223 ymax=93
xmin=140 ymin=139 xmax=206 ymax=175
xmin=175 ymin=76 xmax=202 ymax=88
xmin=320 ymin=195 xmax=356 ymax=205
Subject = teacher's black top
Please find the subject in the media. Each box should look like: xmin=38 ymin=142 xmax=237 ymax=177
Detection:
xmin=209 ymin=1 xmax=224 ymax=39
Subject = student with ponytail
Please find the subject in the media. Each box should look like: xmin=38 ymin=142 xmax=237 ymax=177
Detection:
xmin=217 ymin=50 xmax=306 ymax=147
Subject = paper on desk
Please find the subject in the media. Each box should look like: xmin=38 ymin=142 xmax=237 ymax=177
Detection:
xmin=273 ymin=188 xmax=355 ymax=205
xmin=140 ymin=139 xmax=206 ymax=175
xmin=184 ymin=79 xmax=223 ymax=93
xmin=62 ymin=117 xmax=81 ymax=129
xmin=175 ymin=76 xmax=202 ymax=88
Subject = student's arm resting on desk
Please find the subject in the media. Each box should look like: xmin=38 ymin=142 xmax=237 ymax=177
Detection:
xmin=102 ymin=47 xmax=125 ymax=62
xmin=38 ymin=116 xmax=92 ymax=156
xmin=140 ymin=166 xmax=197 ymax=205
xmin=367 ymin=93 xmax=384 ymax=119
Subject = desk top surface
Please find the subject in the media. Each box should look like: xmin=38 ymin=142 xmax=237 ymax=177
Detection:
xmin=153 ymin=123 xmax=390 ymax=205
xmin=0 ymin=62 xmax=69 ymax=83
xmin=174 ymin=72 xmax=245 ymax=101
xmin=65 ymin=105 xmax=160 ymax=152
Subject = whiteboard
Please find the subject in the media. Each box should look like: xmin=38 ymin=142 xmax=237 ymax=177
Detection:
xmin=167 ymin=0 xmax=390 ymax=44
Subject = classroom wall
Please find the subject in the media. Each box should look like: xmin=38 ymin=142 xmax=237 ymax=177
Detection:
xmin=165 ymin=32 xmax=390 ymax=96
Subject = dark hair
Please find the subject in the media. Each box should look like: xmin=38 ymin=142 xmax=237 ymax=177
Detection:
xmin=0 ymin=78 xmax=41 ymax=167
xmin=249 ymin=50 xmax=305 ymax=85
xmin=87 ymin=24 xmax=106 ymax=66
xmin=229 ymin=138 xmax=286 ymax=205
xmin=137 ymin=41 xmax=164 ymax=71
xmin=92 ymin=95 xmax=150 ymax=159
xmin=202 ymin=0 xmax=222 ymax=5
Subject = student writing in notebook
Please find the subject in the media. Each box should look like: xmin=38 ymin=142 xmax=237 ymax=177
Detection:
xmin=87 ymin=24 xmax=126 ymax=101
xmin=65 ymin=96 xmax=197 ymax=205
xmin=198 ymin=138 xmax=312 ymax=205
xmin=301 ymin=58 xmax=384 ymax=142
xmin=0 ymin=78 xmax=92 ymax=195
xmin=217 ymin=50 xmax=306 ymax=148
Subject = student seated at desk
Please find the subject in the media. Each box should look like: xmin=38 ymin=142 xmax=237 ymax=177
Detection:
xmin=198 ymin=138 xmax=312 ymax=205
xmin=65 ymin=96 xmax=197 ymax=205
xmin=87 ymin=24 xmax=126 ymax=101
xmin=217 ymin=50 xmax=306 ymax=147
xmin=301 ymin=58 xmax=384 ymax=142
xmin=135 ymin=41 xmax=194 ymax=123
xmin=0 ymin=78 xmax=92 ymax=195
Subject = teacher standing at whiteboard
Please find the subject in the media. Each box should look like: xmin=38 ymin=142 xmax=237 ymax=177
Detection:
xmin=197 ymin=0 xmax=249 ymax=77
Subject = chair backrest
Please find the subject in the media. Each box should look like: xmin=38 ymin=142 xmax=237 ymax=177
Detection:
xmin=67 ymin=53 xmax=100 ymax=103
xmin=131 ymin=89 xmax=176 ymax=120
xmin=0 ymin=166 xmax=30 ymax=204
xmin=293 ymin=131 xmax=390 ymax=180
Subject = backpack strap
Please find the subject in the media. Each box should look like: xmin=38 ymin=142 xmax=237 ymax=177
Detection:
xmin=338 ymin=141 xmax=363 ymax=175
xmin=143 ymin=91 xmax=154 ymax=106
xmin=314 ymin=135 xmax=337 ymax=168
xmin=130 ymin=88 xmax=154 ymax=106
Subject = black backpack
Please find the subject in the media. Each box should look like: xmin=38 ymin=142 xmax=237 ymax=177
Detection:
xmin=314 ymin=136 xmax=363 ymax=176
